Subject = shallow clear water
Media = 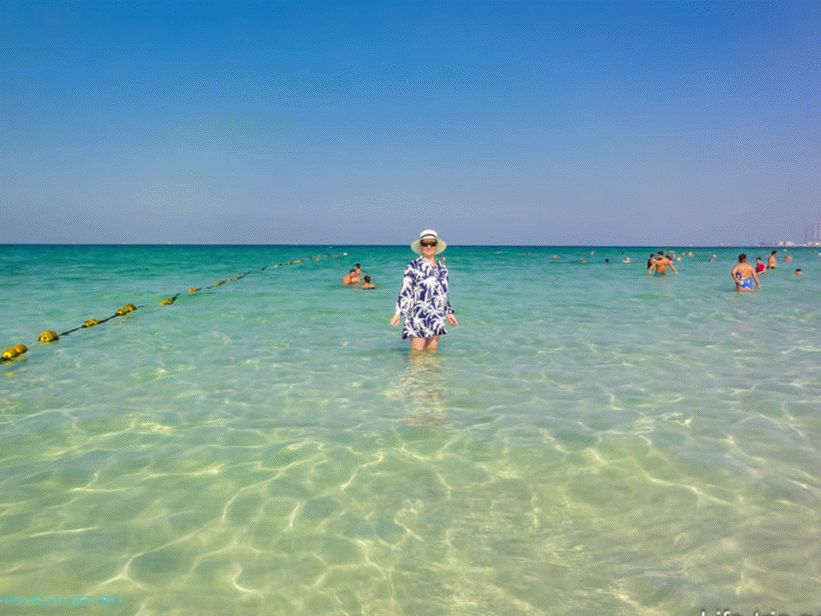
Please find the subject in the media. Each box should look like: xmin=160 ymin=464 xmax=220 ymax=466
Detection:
xmin=1 ymin=245 xmax=819 ymax=615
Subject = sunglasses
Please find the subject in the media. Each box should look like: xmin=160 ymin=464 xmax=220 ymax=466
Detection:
xmin=420 ymin=240 xmax=438 ymax=247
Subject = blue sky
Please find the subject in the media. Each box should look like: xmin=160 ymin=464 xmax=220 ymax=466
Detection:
xmin=1 ymin=1 xmax=818 ymax=245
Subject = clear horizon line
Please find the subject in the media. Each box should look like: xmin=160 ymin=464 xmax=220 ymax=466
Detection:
xmin=2 ymin=242 xmax=817 ymax=248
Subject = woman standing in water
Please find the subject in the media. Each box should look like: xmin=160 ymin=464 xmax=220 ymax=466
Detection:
xmin=390 ymin=229 xmax=458 ymax=351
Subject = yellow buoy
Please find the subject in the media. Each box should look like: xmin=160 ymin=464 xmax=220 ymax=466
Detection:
xmin=2 ymin=344 xmax=27 ymax=360
xmin=39 ymin=330 xmax=59 ymax=343
xmin=115 ymin=304 xmax=137 ymax=315
xmin=160 ymin=297 xmax=175 ymax=305
xmin=82 ymin=319 xmax=100 ymax=328
xmin=188 ymin=287 xmax=200 ymax=294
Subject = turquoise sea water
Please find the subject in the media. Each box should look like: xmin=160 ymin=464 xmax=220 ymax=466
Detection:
xmin=1 ymin=245 xmax=819 ymax=615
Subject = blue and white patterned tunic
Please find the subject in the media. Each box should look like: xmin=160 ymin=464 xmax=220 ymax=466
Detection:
xmin=396 ymin=256 xmax=454 ymax=340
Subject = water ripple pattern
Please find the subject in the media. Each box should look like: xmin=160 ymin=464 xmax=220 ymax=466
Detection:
xmin=1 ymin=245 xmax=819 ymax=615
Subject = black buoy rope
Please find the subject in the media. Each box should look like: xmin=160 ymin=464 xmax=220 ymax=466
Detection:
xmin=56 ymin=306 xmax=142 ymax=338
xmin=2 ymin=250 xmax=348 ymax=364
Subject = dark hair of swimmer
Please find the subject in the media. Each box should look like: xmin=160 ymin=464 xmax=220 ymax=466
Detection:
xmin=364 ymin=275 xmax=371 ymax=282
xmin=349 ymin=269 xmax=356 ymax=273
xmin=738 ymin=254 xmax=747 ymax=262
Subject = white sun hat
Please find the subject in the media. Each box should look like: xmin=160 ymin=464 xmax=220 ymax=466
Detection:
xmin=411 ymin=229 xmax=447 ymax=254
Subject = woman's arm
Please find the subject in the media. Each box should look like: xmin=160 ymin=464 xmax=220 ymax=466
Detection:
xmin=391 ymin=264 xmax=415 ymax=326
xmin=442 ymin=265 xmax=457 ymax=325
xmin=396 ymin=264 xmax=415 ymax=315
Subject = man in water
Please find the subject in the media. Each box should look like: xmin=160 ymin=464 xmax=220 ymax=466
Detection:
xmin=342 ymin=268 xmax=361 ymax=285
xmin=647 ymin=251 xmax=678 ymax=276
xmin=767 ymin=250 xmax=777 ymax=270
xmin=731 ymin=254 xmax=761 ymax=292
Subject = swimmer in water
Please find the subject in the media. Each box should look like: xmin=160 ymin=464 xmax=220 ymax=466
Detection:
xmin=361 ymin=275 xmax=376 ymax=289
xmin=342 ymin=269 xmax=361 ymax=286
xmin=767 ymin=250 xmax=777 ymax=270
xmin=755 ymin=257 xmax=766 ymax=274
xmin=647 ymin=251 xmax=678 ymax=276
xmin=731 ymin=254 xmax=761 ymax=292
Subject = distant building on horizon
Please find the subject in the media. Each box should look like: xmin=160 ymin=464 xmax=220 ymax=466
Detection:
xmin=806 ymin=221 xmax=821 ymax=244
xmin=757 ymin=219 xmax=821 ymax=247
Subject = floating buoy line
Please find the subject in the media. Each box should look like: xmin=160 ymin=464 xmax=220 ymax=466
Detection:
xmin=2 ymin=251 xmax=347 ymax=364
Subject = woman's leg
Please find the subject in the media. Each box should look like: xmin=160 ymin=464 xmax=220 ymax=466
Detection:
xmin=424 ymin=336 xmax=440 ymax=351
xmin=410 ymin=337 xmax=427 ymax=351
